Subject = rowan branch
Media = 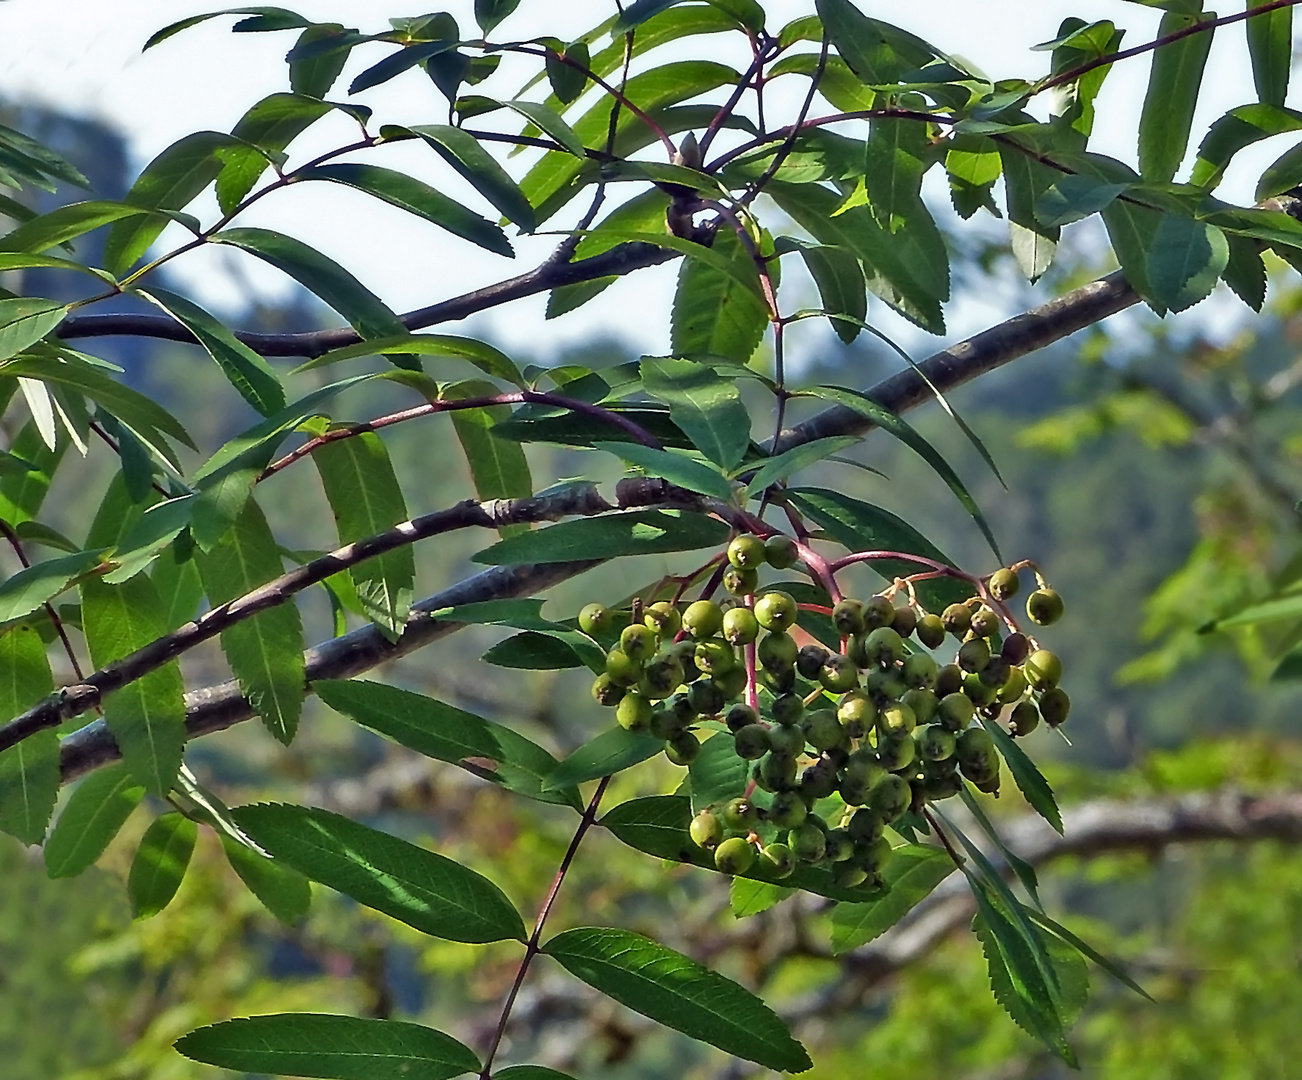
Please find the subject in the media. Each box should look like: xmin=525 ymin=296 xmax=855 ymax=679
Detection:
xmin=51 ymin=270 xmax=1144 ymax=782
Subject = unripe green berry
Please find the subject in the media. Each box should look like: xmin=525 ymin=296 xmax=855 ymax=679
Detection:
xmin=682 ymin=599 xmax=724 ymax=639
xmin=770 ymin=692 xmax=804 ymax=726
xmin=665 ymin=730 xmax=700 ymax=765
xmin=938 ymin=692 xmax=975 ymax=731
xmin=922 ymin=772 xmax=963 ymax=802
xmin=877 ymin=734 xmax=916 ymax=773
xmin=620 ymin=623 xmax=657 ymax=660
xmin=1009 ymin=700 xmax=1040 ymax=736
xmin=733 ymin=723 xmax=771 ymax=760
xmin=957 ymin=637 xmax=991 ymax=673
xmin=725 ymin=702 xmax=759 ymax=732
xmin=722 ymin=606 xmax=759 ymax=645
xmin=728 ymin=534 xmax=767 ymax=570
xmin=723 ymin=564 xmax=759 ymax=596
xmin=832 ymin=598 xmax=866 ymax=635
xmin=856 ymin=836 xmax=894 ymax=875
xmin=650 ymin=707 xmax=686 ymax=741
xmin=803 ymin=708 xmax=843 ymax=751
xmin=901 ymin=687 xmax=939 ymax=725
xmin=713 ymin=667 xmax=747 ymax=700
xmin=867 ymin=773 xmax=912 ymax=822
xmin=879 ymin=701 xmax=917 ymax=737
xmin=643 ymin=654 xmax=685 ymax=698
xmin=644 ymin=601 xmax=681 ymax=639
xmin=832 ymin=861 xmax=869 ymax=888
xmin=865 ymin=626 xmax=906 ymax=667
xmin=767 ymin=790 xmax=808 ymax=830
xmin=978 ymin=655 xmax=1012 ymax=689
xmin=935 ymin=663 xmax=964 ymax=697
xmin=799 ymin=762 xmax=839 ymax=800
xmin=902 ymin=651 xmax=938 ymax=689
xmin=767 ymin=723 xmax=806 ymax=756
xmin=970 ymin=607 xmax=999 ymax=638
xmin=847 ymin=807 xmax=885 ymax=844
xmin=996 ymin=665 xmax=1028 ymax=704
xmin=757 ymin=752 xmax=799 ymax=792
xmin=591 ymin=673 xmax=625 ymax=707
xmin=892 ymin=605 xmax=918 ymax=639
xmin=956 ymin=725 xmax=995 ymax=763
xmin=819 ymin=653 xmax=860 ymax=693
xmin=837 ymin=693 xmax=876 ymax=737
xmin=942 ymin=603 xmax=972 ymax=636
xmin=764 ymin=534 xmax=799 ymax=569
xmin=690 ymin=810 xmax=723 ymax=849
xmin=863 ymin=595 xmax=896 ymax=630
xmin=1038 ymin=686 xmax=1070 ymax=727
xmin=687 ymin=678 xmax=726 ymax=716
xmin=757 ymin=630 xmax=798 ymax=671
xmin=789 ymin=823 xmax=827 ymax=862
xmin=605 ymin=648 xmax=642 ymax=687
xmin=616 ymin=691 xmax=653 ymax=732
xmin=917 ymin=613 xmax=947 ymax=649
xmin=754 ymin=590 xmax=799 ymax=631
xmin=824 ymin=828 xmax=855 ymax=862
xmin=1026 ymin=588 xmax=1065 ymax=626
xmin=988 ymin=567 xmax=1020 ymax=601
xmin=722 ymin=797 xmax=759 ymax=831
xmin=760 ymin=842 xmax=796 ymax=878
xmin=714 ymin=836 xmax=756 ymax=874
xmin=916 ymin=724 xmax=957 ymax=762
xmin=1024 ymin=649 xmax=1063 ymax=691
xmin=962 ymin=672 xmax=998 ymax=707
xmin=579 ymin=603 xmax=614 ymax=636
xmin=694 ymin=639 xmax=736 ymax=676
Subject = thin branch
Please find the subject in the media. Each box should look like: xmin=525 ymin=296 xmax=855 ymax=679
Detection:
xmin=53 ymin=270 xmax=1143 ymax=782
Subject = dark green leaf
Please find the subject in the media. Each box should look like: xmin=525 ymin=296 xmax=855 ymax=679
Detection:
xmin=1024 ymin=906 xmax=1154 ymax=1001
xmin=80 ymin=575 xmax=187 ymax=796
xmin=1247 ymin=3 xmax=1292 ymax=107
xmin=688 ymin=732 xmax=750 ymax=815
xmin=313 ymin=432 xmax=414 ymax=640
xmin=476 ymin=0 xmax=521 ymax=34
xmin=232 ymin=803 xmax=527 ymax=942
xmin=816 ymin=0 xmax=925 ymax=85
xmin=544 ymin=927 xmax=811 ymax=1072
xmin=128 ymin=811 xmax=197 ymax=918
xmin=0 ymin=200 xmax=168 ymax=255
xmin=1138 ymin=10 xmax=1214 ymax=182
xmin=545 ymin=41 xmax=589 ymax=106
xmin=999 ymin=142 xmax=1061 ymax=281
xmin=1222 ymin=232 xmax=1267 ymax=311
xmin=1035 ymin=173 xmax=1129 ymax=227
xmin=743 ymin=436 xmax=858 ymax=494
xmin=544 ymin=726 xmax=664 ymax=791
xmin=979 ymin=716 xmax=1063 ymax=833
xmin=315 ymin=679 xmax=581 ymax=809
xmin=211 ymin=227 xmax=406 ymax=342
xmin=785 ymin=487 xmax=974 ymax=611
xmin=175 ymin=1014 xmax=481 ymax=1080
xmin=959 ymin=783 xmax=1043 ymax=907
xmin=495 ymin=403 xmax=704 ymax=451
xmin=196 ymin=499 xmax=305 ymax=744
xmin=221 ymin=835 xmax=312 ymax=924
xmin=864 ymin=115 xmax=929 ymax=228
xmin=406 ymin=124 xmax=536 ymax=231
xmin=730 ymin=877 xmax=793 ymax=917
xmin=0 ymin=251 xmax=111 ymax=280
xmin=593 ymin=442 xmax=733 ymax=502
xmin=725 ymin=130 xmax=868 ymax=186
xmin=0 ymin=550 xmax=106 ymax=626
xmin=0 ymin=420 xmax=62 ymax=525
xmin=641 ymin=356 xmax=751 ymax=470
xmin=136 ymin=286 xmax=285 ymax=415
xmin=474 ymin=508 xmax=730 ymax=565
xmin=800 ymin=386 xmax=1001 ymax=560
xmin=444 ymin=379 xmax=533 ymax=532
xmin=144 ymin=8 xmax=310 ymax=49
xmin=670 ymin=228 xmax=769 ymax=366
xmin=102 ymin=496 xmax=194 ymax=585
xmin=499 ymin=100 xmax=586 ymax=158
xmin=829 ymin=844 xmax=954 ymax=953
xmin=1190 ymin=103 xmax=1302 ymax=190
xmin=495 ymin=1068 xmax=578 ymax=1080
xmin=1145 ymin=214 xmax=1229 ymax=313
xmin=426 ymin=597 xmax=558 ymax=629
xmin=483 ymin=630 xmax=583 ymax=669
xmin=44 ymin=764 xmax=145 ymax=878
xmin=217 ymin=93 xmax=334 ymax=212
xmin=794 ymin=241 xmax=867 ymax=343
xmin=350 ymin=40 xmax=459 ymax=95
xmin=293 ymin=332 xmax=524 ymax=385
xmin=289 ymin=24 xmax=355 ymax=98
xmin=0 ymin=625 xmax=56 ymax=844
xmin=0 ymin=298 xmax=68 ymax=363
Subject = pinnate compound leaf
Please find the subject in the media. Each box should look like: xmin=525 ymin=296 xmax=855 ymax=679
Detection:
xmin=136 ymin=286 xmax=285 ymax=415
xmin=300 ymin=162 xmax=513 ymax=257
xmin=544 ymin=727 xmax=665 ymax=791
xmin=315 ymin=679 xmax=581 ymax=809
xmin=0 ymin=625 xmax=56 ymax=844
xmin=594 ymin=441 xmax=733 ymax=502
xmin=128 ymin=811 xmax=197 ymax=918
xmin=221 ymin=835 xmax=312 ymax=924
xmin=784 ymin=487 xmax=974 ymax=611
xmin=0 ymin=298 xmax=69 ymax=362
xmin=1145 ymin=214 xmax=1229 ymax=312
xmin=1137 ymin=10 xmax=1214 ymax=182
xmin=979 ymin=716 xmax=1063 ymax=833
xmin=1247 ymin=3 xmax=1293 ymax=107
xmin=313 ymin=432 xmax=414 ymax=640
xmin=474 ymin=508 xmax=730 ymax=565
xmin=211 ymin=227 xmax=406 ymax=343
xmin=44 ymin=764 xmax=145 ymax=878
xmin=175 ymin=1013 xmax=480 ymax=1080
xmin=829 ymin=844 xmax=954 ymax=953
xmin=406 ymin=124 xmax=536 ymax=231
xmin=231 ymin=803 xmax=527 ymax=943
xmin=195 ymin=499 xmax=305 ymax=744
xmin=80 ymin=575 xmax=187 ymax=796
xmin=544 ymin=927 xmax=811 ymax=1073
xmin=641 ymin=356 xmax=751 ymax=470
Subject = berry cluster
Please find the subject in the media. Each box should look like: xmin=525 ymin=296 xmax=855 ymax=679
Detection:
xmin=583 ymin=534 xmax=1068 ymax=888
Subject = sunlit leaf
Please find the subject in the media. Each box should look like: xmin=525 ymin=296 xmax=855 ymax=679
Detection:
xmin=829 ymin=844 xmax=954 ymax=952
xmin=543 ymin=726 xmax=665 ymax=791
xmin=0 ymin=625 xmax=57 ymax=844
xmin=1137 ymin=9 xmax=1214 ymax=182
xmin=44 ymin=764 xmax=145 ymax=878
xmin=128 ymin=811 xmax=197 ymax=918
xmin=641 ymin=356 xmax=751 ymax=470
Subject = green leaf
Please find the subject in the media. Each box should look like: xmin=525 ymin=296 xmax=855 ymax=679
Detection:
xmin=135 ymin=286 xmax=285 ymax=415
xmin=475 ymin=0 xmax=521 ymax=34
xmin=593 ymin=441 xmax=733 ymax=502
xmin=816 ymin=0 xmax=924 ymax=85
xmin=1023 ymin=906 xmax=1154 ymax=1001
xmin=482 ymin=630 xmax=583 ymax=669
xmin=0 ymin=251 xmax=111 ymax=280
xmin=144 ymin=8 xmax=310 ymax=49
xmin=1247 ymin=2 xmax=1292 ymax=107
xmin=128 ymin=811 xmax=197 ymax=918
xmin=999 ymin=143 xmax=1061 ymax=282
xmin=545 ymin=41 xmax=589 ymax=106
xmin=210 ymin=227 xmax=406 ymax=342
xmin=544 ymin=927 xmax=811 ymax=1072
xmin=405 ymin=124 xmax=536 ymax=231
xmin=1190 ymin=103 xmax=1302 ymax=190
xmin=544 ymin=726 xmax=665 ymax=791
xmin=313 ymin=432 xmax=414 ymax=640
xmin=829 ymin=844 xmax=954 ymax=953
xmin=0 ymin=549 xmax=106 ymax=625
xmin=0 ymin=298 xmax=69 ymax=362
xmin=473 ymin=508 xmax=730 ymax=565
xmin=864 ymin=115 xmax=929 ymax=229
xmin=221 ymin=835 xmax=312 ymax=924
xmin=104 ymin=132 xmax=239 ymax=275
xmin=1034 ymin=172 xmax=1129 ymax=227
xmin=1145 ymin=214 xmax=1230 ymax=313
xmin=299 ymin=162 xmax=513 ymax=257
xmin=670 ymin=228 xmax=769 ymax=366
xmin=195 ymin=499 xmax=305 ymax=744
xmin=232 ymin=803 xmax=527 ymax=942
xmin=0 ymin=625 xmax=56 ymax=844
xmin=800 ymin=386 xmax=1001 ymax=561
xmin=0 ymin=200 xmax=168 ymax=255
xmin=767 ymin=180 xmax=946 ymax=333
xmin=444 ymin=379 xmax=533 ymax=532
xmin=730 ymin=877 xmax=793 ymax=918
xmin=743 ymin=436 xmax=859 ymax=494
xmin=289 ymin=24 xmax=355 ymax=98
xmin=1137 ymin=10 xmax=1214 ymax=182
xmin=979 ymin=716 xmax=1063 ymax=833
xmin=687 ymin=732 xmax=750 ymax=815
xmin=293 ymin=332 xmax=524 ymax=385
xmin=217 ymin=93 xmax=334 ymax=213
xmin=175 ymin=1014 xmax=481 ymax=1080
xmin=349 ymin=40 xmax=459 ymax=95
xmin=641 ymin=356 xmax=751 ymax=470
xmin=792 ymin=241 xmax=867 ymax=343
xmin=495 ymin=403 xmax=703 ymax=451
xmin=495 ymin=1068 xmax=579 ymax=1080
xmin=44 ymin=764 xmax=145 ymax=878
xmin=784 ymin=487 xmax=974 ymax=611
xmin=945 ymin=137 xmax=1002 ymax=219
xmin=0 ymin=420 xmax=62 ymax=526
xmin=959 ymin=783 xmax=1042 ymax=907
xmin=314 ymin=679 xmax=581 ymax=809
xmin=499 ymin=100 xmax=586 ymax=158
xmin=1222 ymin=232 xmax=1267 ymax=311
xmin=80 ymin=575 xmax=187 ymax=796
xmin=103 ymin=496 xmax=195 ymax=585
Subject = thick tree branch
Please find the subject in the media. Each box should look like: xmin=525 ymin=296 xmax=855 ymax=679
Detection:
xmin=53 ymin=271 xmax=1142 ymax=781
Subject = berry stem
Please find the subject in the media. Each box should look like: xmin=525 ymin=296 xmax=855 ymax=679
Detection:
xmin=829 ymin=550 xmax=978 ymax=578
xmin=478 ymin=775 xmax=612 ymax=1078
xmin=793 ymin=540 xmax=843 ymax=602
